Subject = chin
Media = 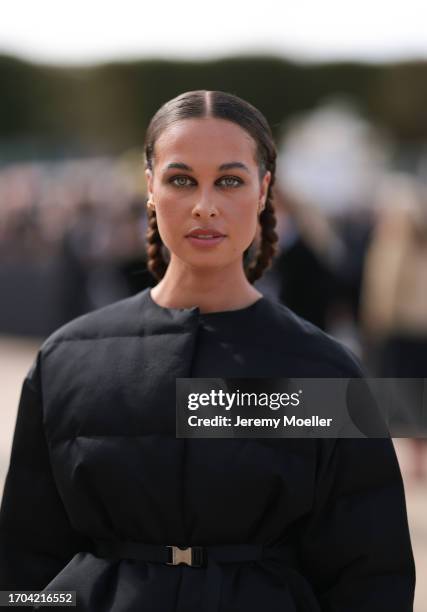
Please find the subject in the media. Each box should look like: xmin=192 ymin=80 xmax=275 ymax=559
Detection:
xmin=182 ymin=254 xmax=235 ymax=273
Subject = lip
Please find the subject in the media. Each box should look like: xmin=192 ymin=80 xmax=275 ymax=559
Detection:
xmin=186 ymin=228 xmax=226 ymax=238
xmin=185 ymin=228 xmax=227 ymax=249
xmin=186 ymin=235 xmax=226 ymax=248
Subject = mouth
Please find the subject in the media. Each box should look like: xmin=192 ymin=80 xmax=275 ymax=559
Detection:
xmin=185 ymin=230 xmax=227 ymax=248
xmin=187 ymin=234 xmax=224 ymax=239
xmin=186 ymin=230 xmax=226 ymax=238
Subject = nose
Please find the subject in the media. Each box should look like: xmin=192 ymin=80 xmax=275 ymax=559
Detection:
xmin=191 ymin=191 xmax=218 ymax=218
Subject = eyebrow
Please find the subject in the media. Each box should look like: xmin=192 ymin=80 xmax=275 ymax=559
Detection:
xmin=162 ymin=162 xmax=250 ymax=174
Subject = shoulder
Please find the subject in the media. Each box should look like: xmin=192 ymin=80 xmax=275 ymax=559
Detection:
xmin=260 ymin=297 xmax=365 ymax=378
xmin=40 ymin=290 xmax=148 ymax=354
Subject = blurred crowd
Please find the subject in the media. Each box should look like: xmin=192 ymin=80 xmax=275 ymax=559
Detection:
xmin=0 ymin=155 xmax=152 ymax=330
xmin=0 ymin=102 xmax=426 ymax=477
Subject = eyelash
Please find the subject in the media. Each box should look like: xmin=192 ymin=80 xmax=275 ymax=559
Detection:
xmin=168 ymin=175 xmax=243 ymax=188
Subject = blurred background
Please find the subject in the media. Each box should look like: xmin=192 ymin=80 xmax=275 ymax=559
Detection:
xmin=1 ymin=0 xmax=426 ymax=608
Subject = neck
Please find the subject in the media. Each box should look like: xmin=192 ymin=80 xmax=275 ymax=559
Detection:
xmin=150 ymin=257 xmax=263 ymax=313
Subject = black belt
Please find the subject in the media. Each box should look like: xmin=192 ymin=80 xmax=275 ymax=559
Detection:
xmin=94 ymin=539 xmax=299 ymax=612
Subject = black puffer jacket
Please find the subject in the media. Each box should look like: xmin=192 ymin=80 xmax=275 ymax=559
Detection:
xmin=0 ymin=288 xmax=415 ymax=611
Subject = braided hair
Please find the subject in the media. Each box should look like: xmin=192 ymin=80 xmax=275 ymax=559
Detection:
xmin=144 ymin=90 xmax=279 ymax=284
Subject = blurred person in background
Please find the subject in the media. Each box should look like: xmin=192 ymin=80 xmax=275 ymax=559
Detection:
xmin=55 ymin=200 xmax=99 ymax=324
xmin=271 ymin=185 xmax=365 ymax=347
xmin=255 ymin=182 xmax=374 ymax=358
xmin=111 ymin=195 xmax=154 ymax=295
xmin=360 ymin=172 xmax=427 ymax=481
xmin=269 ymin=101 xmax=385 ymax=354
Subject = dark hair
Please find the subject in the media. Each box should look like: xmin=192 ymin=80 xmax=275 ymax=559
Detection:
xmin=143 ymin=90 xmax=278 ymax=283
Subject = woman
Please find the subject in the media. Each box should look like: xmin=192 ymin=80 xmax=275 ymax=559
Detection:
xmin=361 ymin=172 xmax=427 ymax=476
xmin=0 ymin=90 xmax=415 ymax=611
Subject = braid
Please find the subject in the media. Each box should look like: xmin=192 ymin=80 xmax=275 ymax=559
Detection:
xmin=246 ymin=161 xmax=279 ymax=284
xmin=146 ymin=207 xmax=167 ymax=280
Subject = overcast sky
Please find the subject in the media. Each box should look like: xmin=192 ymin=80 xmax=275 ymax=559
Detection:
xmin=1 ymin=0 xmax=426 ymax=65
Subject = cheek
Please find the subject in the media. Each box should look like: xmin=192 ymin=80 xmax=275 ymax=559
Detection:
xmin=155 ymin=186 xmax=183 ymax=215
xmin=155 ymin=205 xmax=183 ymax=245
xmin=230 ymin=199 xmax=259 ymax=240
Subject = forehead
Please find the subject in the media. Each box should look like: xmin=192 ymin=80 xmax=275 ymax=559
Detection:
xmin=154 ymin=117 xmax=258 ymax=169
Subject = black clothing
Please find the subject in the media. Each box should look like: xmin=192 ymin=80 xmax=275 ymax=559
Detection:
xmin=380 ymin=334 xmax=427 ymax=379
xmin=379 ymin=334 xmax=427 ymax=435
xmin=0 ymin=288 xmax=415 ymax=611
xmin=276 ymin=237 xmax=340 ymax=330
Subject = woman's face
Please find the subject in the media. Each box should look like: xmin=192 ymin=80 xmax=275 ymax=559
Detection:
xmin=145 ymin=117 xmax=271 ymax=272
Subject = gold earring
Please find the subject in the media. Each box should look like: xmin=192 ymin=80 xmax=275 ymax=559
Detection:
xmin=147 ymin=198 xmax=155 ymax=211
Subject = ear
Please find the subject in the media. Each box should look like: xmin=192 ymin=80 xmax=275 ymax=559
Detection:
xmin=259 ymin=170 xmax=271 ymax=207
xmin=145 ymin=168 xmax=154 ymax=199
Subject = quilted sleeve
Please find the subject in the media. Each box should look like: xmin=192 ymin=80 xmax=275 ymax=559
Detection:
xmin=298 ymin=435 xmax=416 ymax=611
xmin=0 ymin=350 xmax=92 ymax=590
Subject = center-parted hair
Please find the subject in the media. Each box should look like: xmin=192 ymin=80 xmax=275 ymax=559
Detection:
xmin=143 ymin=90 xmax=279 ymax=283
